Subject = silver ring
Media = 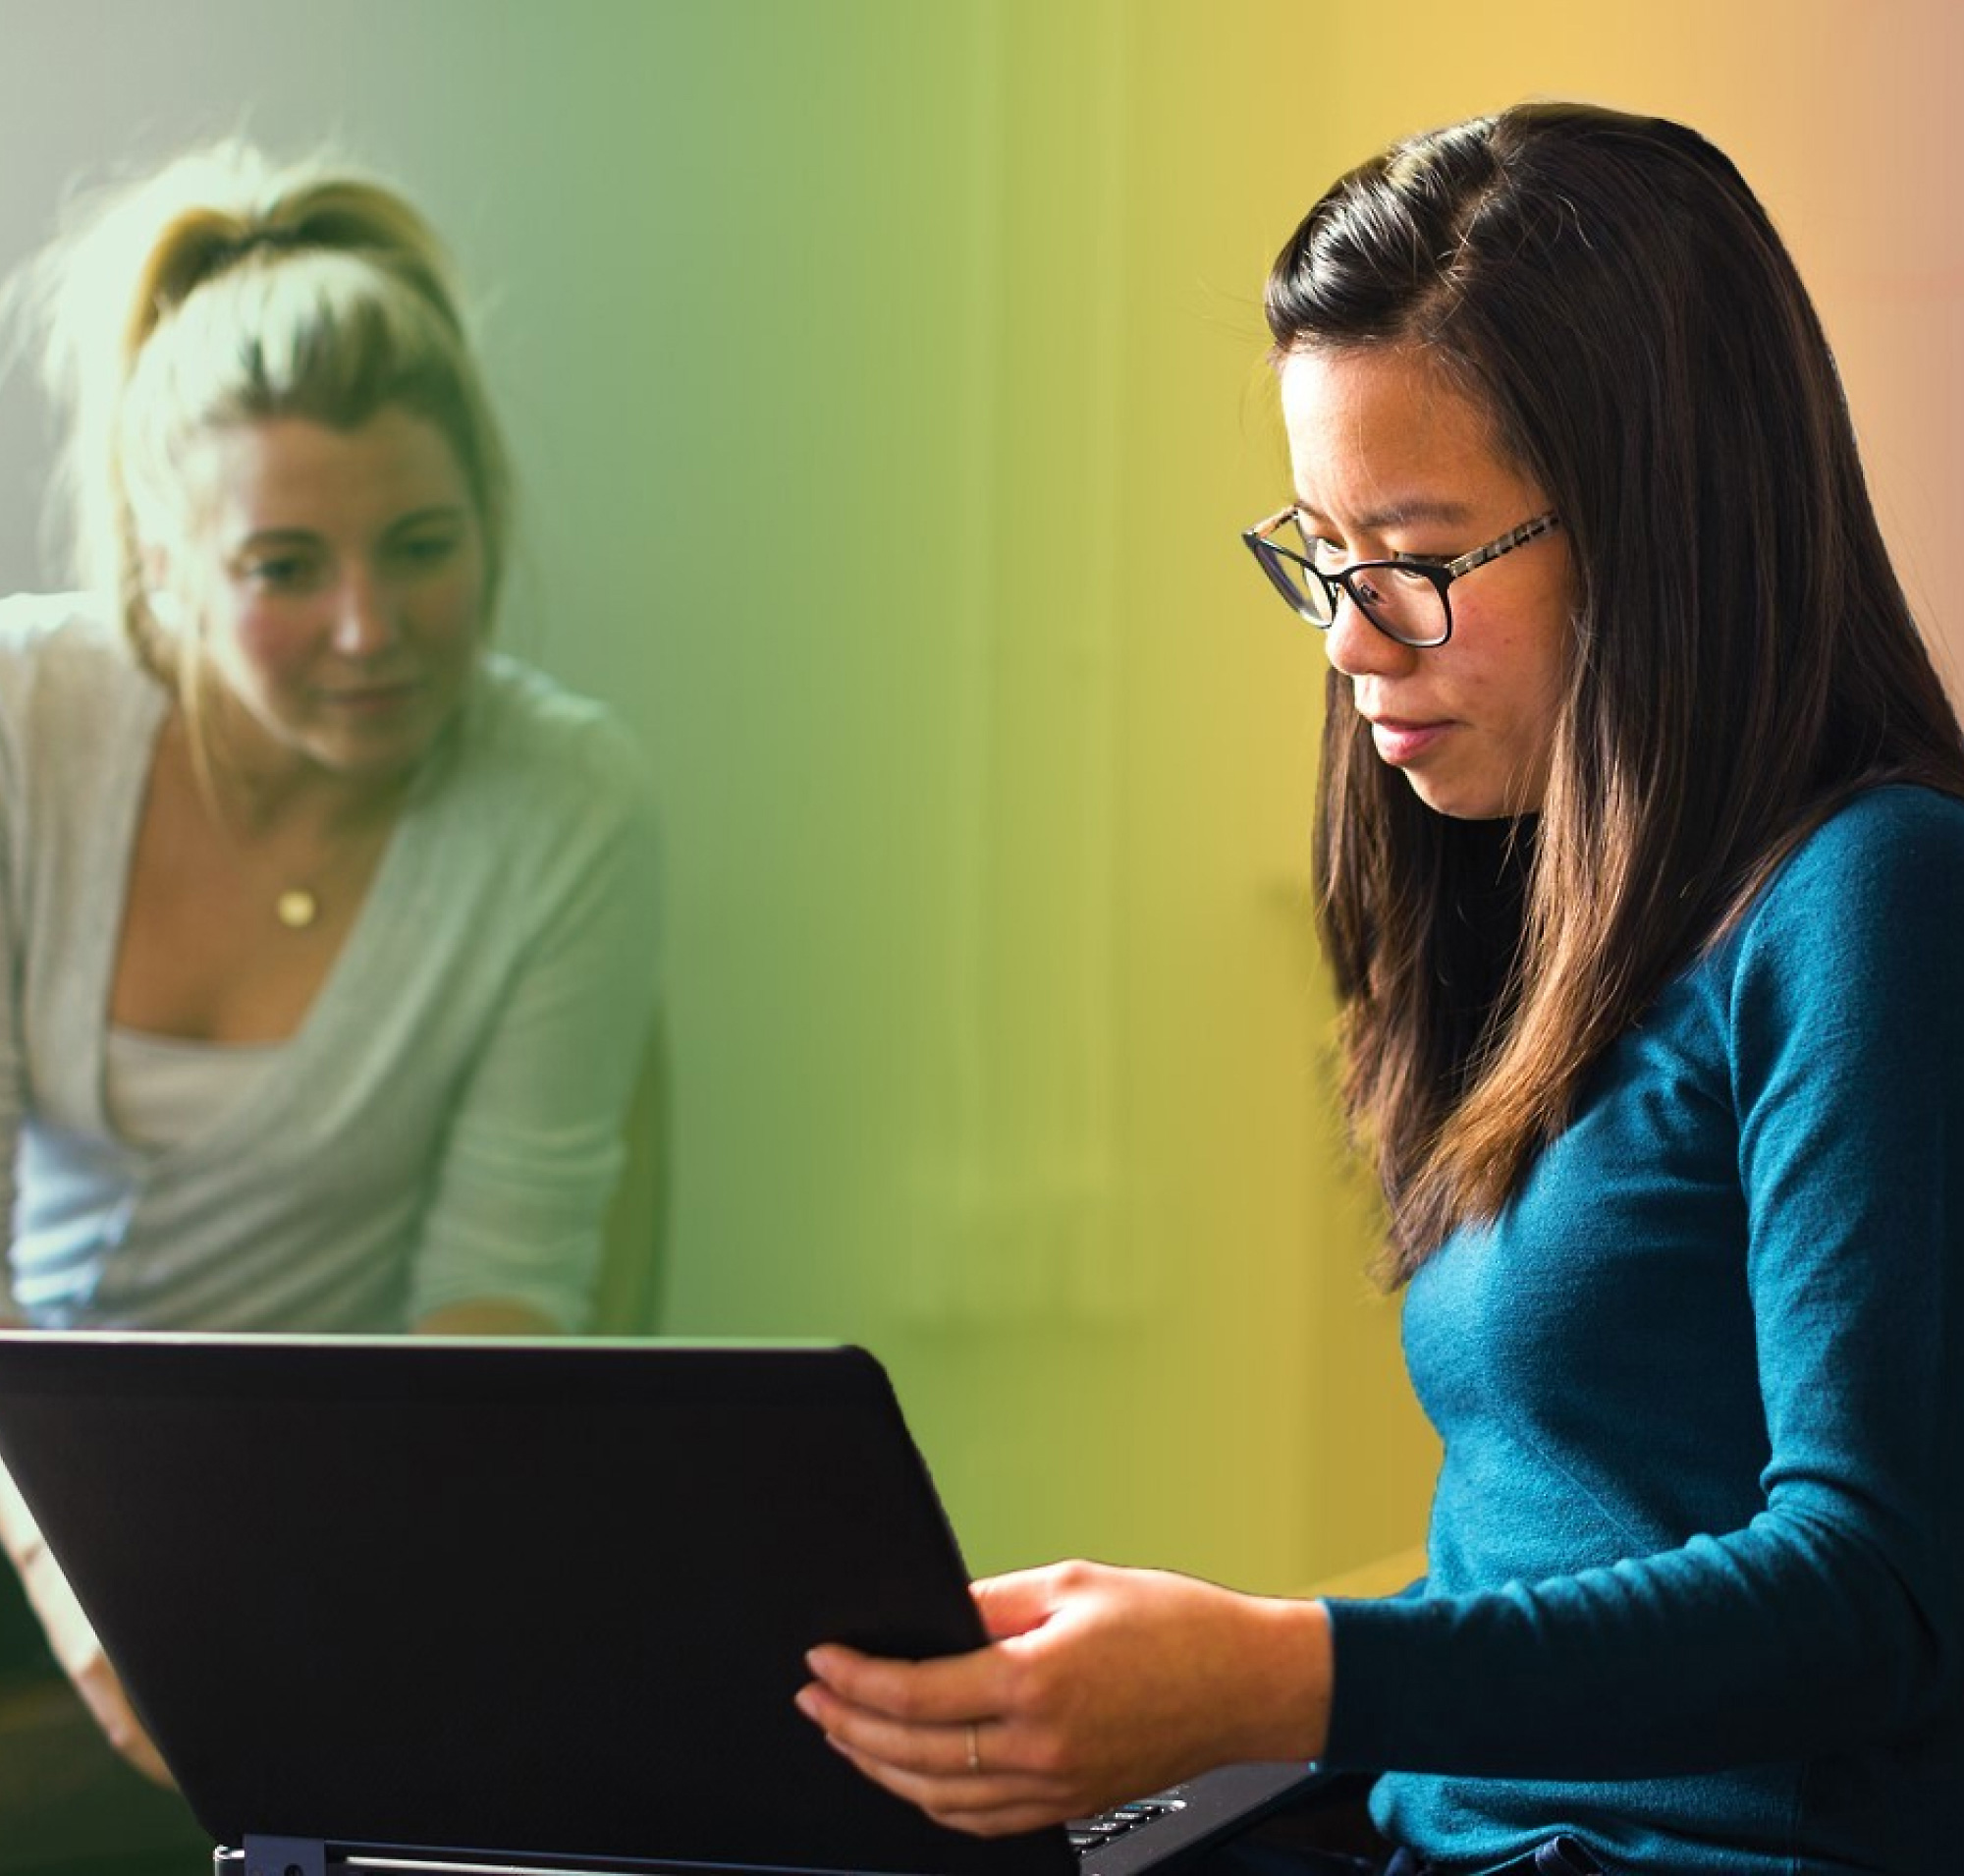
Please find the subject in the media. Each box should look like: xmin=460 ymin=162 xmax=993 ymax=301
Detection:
xmin=965 ymin=1720 xmax=981 ymax=1773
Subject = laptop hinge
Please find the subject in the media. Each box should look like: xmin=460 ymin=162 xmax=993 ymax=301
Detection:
xmin=241 ymin=1834 xmax=329 ymax=1876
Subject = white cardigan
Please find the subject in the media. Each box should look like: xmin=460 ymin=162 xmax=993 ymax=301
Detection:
xmin=0 ymin=597 xmax=660 ymax=1332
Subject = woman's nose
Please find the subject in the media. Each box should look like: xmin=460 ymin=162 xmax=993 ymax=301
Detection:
xmin=1322 ymin=590 xmax=1417 ymax=681
xmin=329 ymin=574 xmax=401 ymax=659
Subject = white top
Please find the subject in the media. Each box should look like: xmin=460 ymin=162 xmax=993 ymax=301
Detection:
xmin=102 ymin=1026 xmax=283 ymax=1153
xmin=0 ymin=597 xmax=661 ymax=1331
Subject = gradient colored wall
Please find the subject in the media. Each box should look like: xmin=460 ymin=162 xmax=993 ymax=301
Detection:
xmin=683 ymin=0 xmax=1964 ymax=1592
xmin=1 ymin=1 xmax=1958 ymax=1602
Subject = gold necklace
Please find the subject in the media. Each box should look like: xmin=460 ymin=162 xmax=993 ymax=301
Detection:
xmin=255 ymin=799 xmax=401 ymax=932
xmin=275 ymin=887 xmax=321 ymax=930
xmin=186 ymin=709 xmax=413 ymax=935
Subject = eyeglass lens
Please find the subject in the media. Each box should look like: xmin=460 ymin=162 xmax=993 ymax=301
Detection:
xmin=1265 ymin=518 xmax=1448 ymax=646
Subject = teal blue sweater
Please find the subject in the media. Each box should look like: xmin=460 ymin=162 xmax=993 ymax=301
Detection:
xmin=1324 ymin=787 xmax=1964 ymax=1875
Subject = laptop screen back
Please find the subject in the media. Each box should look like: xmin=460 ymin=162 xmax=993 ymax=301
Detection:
xmin=0 ymin=1334 xmax=1072 ymax=1876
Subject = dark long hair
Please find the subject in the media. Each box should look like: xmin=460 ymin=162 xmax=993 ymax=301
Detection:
xmin=1265 ymin=103 xmax=1964 ymax=1282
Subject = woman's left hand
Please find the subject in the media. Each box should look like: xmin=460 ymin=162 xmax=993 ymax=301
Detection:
xmin=795 ymin=1560 xmax=1333 ymax=1837
xmin=412 ymin=1298 xmax=560 ymax=1337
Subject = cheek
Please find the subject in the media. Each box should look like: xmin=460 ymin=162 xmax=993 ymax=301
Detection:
xmin=211 ymin=601 xmax=319 ymax=696
xmin=416 ymin=559 xmax=489 ymax=649
xmin=441 ymin=572 xmax=487 ymax=640
xmin=1466 ymin=586 xmax=1572 ymax=721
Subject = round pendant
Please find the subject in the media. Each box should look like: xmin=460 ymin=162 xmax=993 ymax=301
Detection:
xmin=276 ymin=888 xmax=319 ymax=930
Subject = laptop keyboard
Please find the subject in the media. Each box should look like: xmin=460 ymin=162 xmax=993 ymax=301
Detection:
xmin=1066 ymin=1794 xmax=1183 ymax=1857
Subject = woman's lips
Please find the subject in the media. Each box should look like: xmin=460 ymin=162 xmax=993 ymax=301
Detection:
xmin=318 ymin=679 xmax=424 ymax=716
xmin=1368 ymin=717 xmax=1452 ymax=765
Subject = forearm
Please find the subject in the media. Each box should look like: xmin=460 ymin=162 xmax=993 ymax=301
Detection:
xmin=0 ymin=1455 xmax=45 ymax=1575
xmin=0 ymin=1456 xmax=98 ymax=1675
xmin=1322 ymin=1512 xmax=1938 ymax=1779
xmin=409 ymin=731 xmax=659 ymax=1335
xmin=1221 ymin=1591 xmax=1335 ymax=1765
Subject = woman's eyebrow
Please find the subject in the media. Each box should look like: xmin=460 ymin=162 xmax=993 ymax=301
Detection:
xmin=385 ymin=505 xmax=469 ymax=533
xmin=1293 ymin=496 xmax=1479 ymax=532
xmin=233 ymin=526 xmax=321 ymax=551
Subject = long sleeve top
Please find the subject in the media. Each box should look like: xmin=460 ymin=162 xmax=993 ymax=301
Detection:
xmin=0 ymin=597 xmax=661 ymax=1333
xmin=1323 ymin=785 xmax=1964 ymax=1876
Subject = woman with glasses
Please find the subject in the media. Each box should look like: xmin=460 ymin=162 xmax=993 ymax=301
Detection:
xmin=0 ymin=142 xmax=659 ymax=1848
xmin=800 ymin=103 xmax=1964 ymax=1874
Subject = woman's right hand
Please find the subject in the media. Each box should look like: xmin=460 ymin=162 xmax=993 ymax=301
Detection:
xmin=66 ymin=1635 xmax=175 ymax=1788
xmin=2 ymin=1462 xmax=176 ymax=1788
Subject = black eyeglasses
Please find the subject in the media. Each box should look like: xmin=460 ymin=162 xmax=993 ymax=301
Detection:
xmin=1241 ymin=508 xmax=1561 ymax=648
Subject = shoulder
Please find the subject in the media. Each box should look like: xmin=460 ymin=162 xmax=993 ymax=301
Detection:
xmin=0 ymin=593 xmax=142 ymax=690
xmin=438 ymin=652 xmax=659 ymax=868
xmin=1775 ymin=783 xmax=1964 ymax=877
xmin=0 ymin=594 xmax=157 ymax=759
xmin=1736 ymin=786 xmax=1964 ymax=957
xmin=462 ymin=654 xmax=650 ymax=790
xmin=1715 ymin=786 xmax=1964 ymax=1052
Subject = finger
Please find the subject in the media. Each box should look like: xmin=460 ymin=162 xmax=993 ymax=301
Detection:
xmin=796 ymin=1681 xmax=1001 ymax=1779
xmin=971 ymin=1567 xmax=1065 ymax=1640
xmin=824 ymin=1734 xmax=1066 ymax=1839
xmin=802 ymin=1642 xmax=1004 ymax=1725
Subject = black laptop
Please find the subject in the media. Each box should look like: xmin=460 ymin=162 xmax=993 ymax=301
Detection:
xmin=0 ymin=1334 xmax=1331 ymax=1876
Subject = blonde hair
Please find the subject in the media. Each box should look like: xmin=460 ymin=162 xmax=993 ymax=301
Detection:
xmin=22 ymin=140 xmax=510 ymax=685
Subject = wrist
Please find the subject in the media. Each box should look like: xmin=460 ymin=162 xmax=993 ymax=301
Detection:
xmin=1233 ymin=1594 xmax=1334 ymax=1763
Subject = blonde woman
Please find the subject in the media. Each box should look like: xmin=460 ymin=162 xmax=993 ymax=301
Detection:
xmin=0 ymin=144 xmax=659 ymax=1811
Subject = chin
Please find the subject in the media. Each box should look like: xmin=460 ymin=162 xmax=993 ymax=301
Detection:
xmin=1400 ymin=773 xmax=1536 ymax=822
xmin=338 ymin=739 xmax=443 ymax=781
xmin=311 ymin=699 xmax=459 ymax=776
